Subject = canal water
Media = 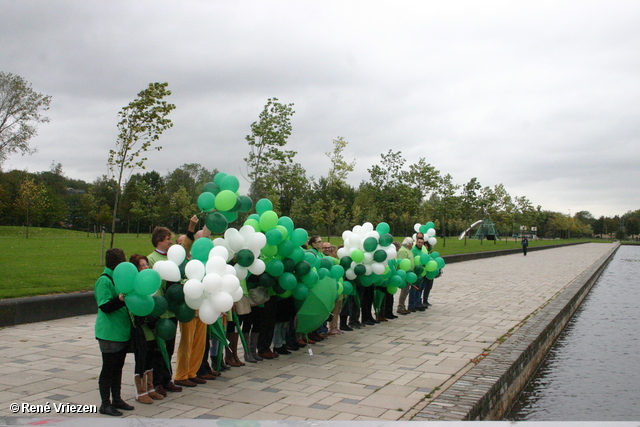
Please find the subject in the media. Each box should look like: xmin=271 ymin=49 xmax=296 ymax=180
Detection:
xmin=506 ymin=244 xmax=640 ymax=421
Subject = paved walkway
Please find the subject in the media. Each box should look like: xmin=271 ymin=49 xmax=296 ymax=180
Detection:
xmin=0 ymin=243 xmax=617 ymax=421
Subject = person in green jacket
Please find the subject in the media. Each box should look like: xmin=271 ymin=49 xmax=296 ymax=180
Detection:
xmin=94 ymin=248 xmax=134 ymax=417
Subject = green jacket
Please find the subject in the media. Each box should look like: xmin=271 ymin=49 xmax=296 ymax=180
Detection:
xmin=94 ymin=267 xmax=131 ymax=342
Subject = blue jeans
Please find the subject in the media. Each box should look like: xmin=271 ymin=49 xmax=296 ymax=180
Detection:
xmin=408 ymin=281 xmax=424 ymax=309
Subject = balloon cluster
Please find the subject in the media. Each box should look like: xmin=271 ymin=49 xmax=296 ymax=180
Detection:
xmin=414 ymin=222 xmax=438 ymax=247
xmin=211 ymin=226 xmax=267 ymax=280
xmin=160 ymin=243 xmax=241 ymax=324
xmin=197 ymin=172 xmax=253 ymax=234
xmin=113 ymin=261 xmax=162 ymax=316
xmin=337 ymin=222 xmax=397 ymax=292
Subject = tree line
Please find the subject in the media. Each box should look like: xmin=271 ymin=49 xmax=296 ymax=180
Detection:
xmin=1 ymin=73 xmax=637 ymax=241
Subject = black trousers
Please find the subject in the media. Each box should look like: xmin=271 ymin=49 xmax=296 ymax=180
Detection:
xmin=361 ymin=285 xmax=374 ymax=321
xmin=421 ymin=278 xmax=434 ymax=305
xmin=256 ymin=297 xmax=277 ymax=352
xmin=99 ymin=347 xmax=127 ymax=404
xmin=152 ymin=317 xmax=177 ymax=387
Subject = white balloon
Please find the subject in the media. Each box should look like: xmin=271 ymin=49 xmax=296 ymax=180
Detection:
xmin=428 ymin=237 xmax=437 ymax=247
xmin=363 ymin=252 xmax=374 ymax=264
xmin=371 ymin=262 xmax=386 ymax=275
xmin=348 ymin=234 xmax=362 ymax=249
xmin=198 ymin=299 xmax=220 ymax=324
xmin=364 ymin=264 xmax=372 ymax=275
xmin=427 ymin=228 xmax=436 ymax=237
xmin=220 ymin=274 xmax=240 ymax=294
xmin=247 ymin=232 xmax=267 ymax=253
xmin=345 ymin=268 xmax=356 ymax=280
xmin=183 ymin=279 xmax=204 ymax=300
xmin=185 ymin=259 xmax=205 ymax=281
xmin=185 ymin=292 xmax=206 ymax=310
xmin=211 ymin=291 xmax=234 ymax=313
xmin=209 ymin=245 xmax=230 ymax=262
xmin=167 ymin=244 xmax=186 ymax=265
xmin=337 ymin=247 xmax=349 ymax=259
xmin=385 ymin=246 xmax=398 ymax=259
xmin=342 ymin=230 xmax=352 ymax=242
xmin=414 ymin=223 xmax=421 ymax=232
xmin=206 ymin=256 xmax=228 ymax=276
xmin=365 ymin=230 xmax=380 ymax=240
xmin=362 ymin=222 xmax=374 ymax=232
xmin=352 ymin=225 xmax=364 ymax=236
xmin=153 ymin=260 xmax=181 ymax=282
xmin=239 ymin=225 xmax=256 ymax=240
xmin=234 ymin=264 xmax=248 ymax=281
xmin=213 ymin=237 xmax=230 ymax=252
xmin=231 ymin=286 xmax=244 ymax=302
xmin=228 ymin=234 xmax=245 ymax=253
xmin=202 ymin=273 xmax=222 ymax=294
xmin=248 ymin=258 xmax=266 ymax=275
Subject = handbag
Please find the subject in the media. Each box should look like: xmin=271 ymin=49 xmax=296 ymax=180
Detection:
xmin=248 ymin=286 xmax=270 ymax=306
xmin=234 ymin=295 xmax=252 ymax=315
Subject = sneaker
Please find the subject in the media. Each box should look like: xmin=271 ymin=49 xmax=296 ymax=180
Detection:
xmin=111 ymin=398 xmax=134 ymax=411
xmin=99 ymin=403 xmax=122 ymax=417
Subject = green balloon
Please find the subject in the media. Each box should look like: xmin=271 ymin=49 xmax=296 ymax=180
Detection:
xmin=277 ymin=240 xmax=295 ymax=257
xmin=113 ymin=262 xmax=137 ymax=295
xmin=202 ymin=181 xmax=220 ymax=195
xmin=214 ymin=190 xmax=236 ymax=211
xmin=134 ymin=268 xmax=161 ymax=296
xmin=425 ymin=221 xmax=435 ymax=230
xmin=277 ymin=216 xmax=295 ymax=234
xmin=220 ymin=174 xmax=239 ymax=192
xmin=342 ymin=280 xmax=353 ymax=296
xmin=351 ymin=249 xmax=364 ymax=263
xmin=282 ymin=258 xmax=296 ymax=273
xmin=420 ymin=253 xmax=431 ymax=265
xmin=320 ymin=257 xmax=334 ymax=271
xmin=373 ymin=249 xmax=388 ymax=262
xmin=399 ymin=258 xmax=412 ymax=272
xmin=395 ymin=270 xmax=407 ymax=282
xmin=354 ymin=264 xmax=366 ymax=276
xmin=435 ymin=257 xmax=445 ymax=269
xmin=426 ymin=268 xmax=439 ymax=279
xmin=191 ymin=237 xmax=213 ymax=263
xmin=317 ymin=267 xmax=330 ymax=280
xmin=244 ymin=218 xmax=261 ymax=232
xmin=290 ymin=247 xmax=305 ymax=263
xmin=363 ymin=237 xmax=378 ymax=252
xmin=376 ymin=222 xmax=390 ymax=235
xmin=389 ymin=275 xmax=404 ymax=288
xmin=197 ymin=192 xmax=215 ymax=212
xmin=156 ymin=318 xmax=176 ymax=340
xmin=266 ymin=259 xmax=284 ymax=277
xmin=379 ymin=233 xmax=393 ymax=247
xmin=339 ymin=256 xmax=352 ymax=270
xmin=304 ymin=251 xmax=318 ymax=268
xmin=414 ymin=265 xmax=425 ymax=276
xmin=407 ymin=272 xmax=418 ymax=284
xmin=301 ymin=270 xmax=319 ymax=287
xmin=330 ymin=265 xmax=345 ymax=280
xmin=279 ymin=272 xmax=297 ymax=290
xmin=248 ymin=213 xmax=260 ymax=221
xmin=292 ymin=283 xmax=309 ymax=300
xmin=220 ymin=210 xmax=238 ymax=223
xmin=419 ymin=224 xmax=429 ymax=234
xmin=205 ymin=211 xmax=228 ymax=234
xmin=425 ymin=260 xmax=438 ymax=272
xmin=265 ymin=228 xmax=284 ymax=246
xmin=239 ymin=195 xmax=253 ymax=213
xmin=256 ymin=198 xmax=273 ymax=215
xmin=236 ymin=249 xmax=255 ymax=267
xmin=175 ymin=303 xmax=195 ymax=323
xmin=165 ymin=283 xmax=185 ymax=306
xmin=431 ymin=251 xmax=441 ymax=258
xmin=290 ymin=228 xmax=308 ymax=246
xmin=213 ymin=172 xmax=227 ymax=187
xmin=259 ymin=273 xmax=277 ymax=287
xmin=261 ymin=243 xmax=278 ymax=257
xmin=386 ymin=285 xmax=398 ymax=295
xmin=295 ymin=261 xmax=311 ymax=278
xmin=259 ymin=210 xmax=278 ymax=231
xmin=275 ymin=225 xmax=288 ymax=240
xmin=151 ymin=295 xmax=168 ymax=317
xmin=359 ymin=274 xmax=373 ymax=286
xmin=125 ymin=292 xmax=155 ymax=316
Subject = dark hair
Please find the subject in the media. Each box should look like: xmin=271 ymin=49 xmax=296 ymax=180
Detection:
xmin=106 ymin=248 xmax=126 ymax=270
xmin=152 ymin=227 xmax=172 ymax=248
xmin=129 ymin=254 xmax=149 ymax=270
xmin=307 ymin=236 xmax=321 ymax=246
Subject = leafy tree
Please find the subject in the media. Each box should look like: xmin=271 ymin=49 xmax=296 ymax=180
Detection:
xmin=244 ymin=98 xmax=296 ymax=200
xmin=107 ymin=82 xmax=175 ymax=247
xmin=262 ymin=162 xmax=308 ymax=217
xmin=326 ymin=136 xmax=356 ymax=184
xmin=0 ymin=72 xmax=51 ymax=166
xmin=403 ymin=158 xmax=440 ymax=201
xmin=14 ymin=175 xmax=50 ymax=238
xmin=434 ymin=173 xmax=460 ymax=245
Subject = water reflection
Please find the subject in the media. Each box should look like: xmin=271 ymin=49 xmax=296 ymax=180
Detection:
xmin=506 ymin=245 xmax=640 ymax=421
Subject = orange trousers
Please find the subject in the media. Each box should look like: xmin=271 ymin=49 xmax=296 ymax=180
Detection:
xmin=175 ymin=316 xmax=207 ymax=381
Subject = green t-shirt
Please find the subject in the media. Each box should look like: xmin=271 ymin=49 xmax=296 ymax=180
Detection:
xmin=94 ymin=267 xmax=131 ymax=342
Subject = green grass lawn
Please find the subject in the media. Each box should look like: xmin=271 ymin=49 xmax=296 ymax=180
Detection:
xmin=0 ymin=226 xmax=610 ymax=299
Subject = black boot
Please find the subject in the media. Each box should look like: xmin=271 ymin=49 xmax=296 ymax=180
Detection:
xmin=99 ymin=401 xmax=122 ymax=417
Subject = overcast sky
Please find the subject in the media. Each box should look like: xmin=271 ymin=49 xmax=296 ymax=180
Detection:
xmin=2 ymin=1 xmax=639 ymax=218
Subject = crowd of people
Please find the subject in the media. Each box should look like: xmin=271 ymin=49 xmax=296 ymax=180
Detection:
xmin=94 ymin=221 xmax=437 ymax=416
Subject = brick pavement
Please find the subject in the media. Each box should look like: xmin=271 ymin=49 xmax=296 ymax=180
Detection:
xmin=0 ymin=243 xmax=616 ymax=420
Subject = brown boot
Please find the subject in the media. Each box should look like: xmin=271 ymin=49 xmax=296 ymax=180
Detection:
xmin=228 ymin=332 xmax=245 ymax=366
xmin=145 ymin=370 xmax=164 ymax=400
xmin=134 ymin=374 xmax=153 ymax=404
xmin=225 ymin=332 xmax=243 ymax=367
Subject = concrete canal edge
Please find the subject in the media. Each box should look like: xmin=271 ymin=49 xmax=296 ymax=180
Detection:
xmin=412 ymin=242 xmax=620 ymax=421
xmin=0 ymin=242 xmax=589 ymax=328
